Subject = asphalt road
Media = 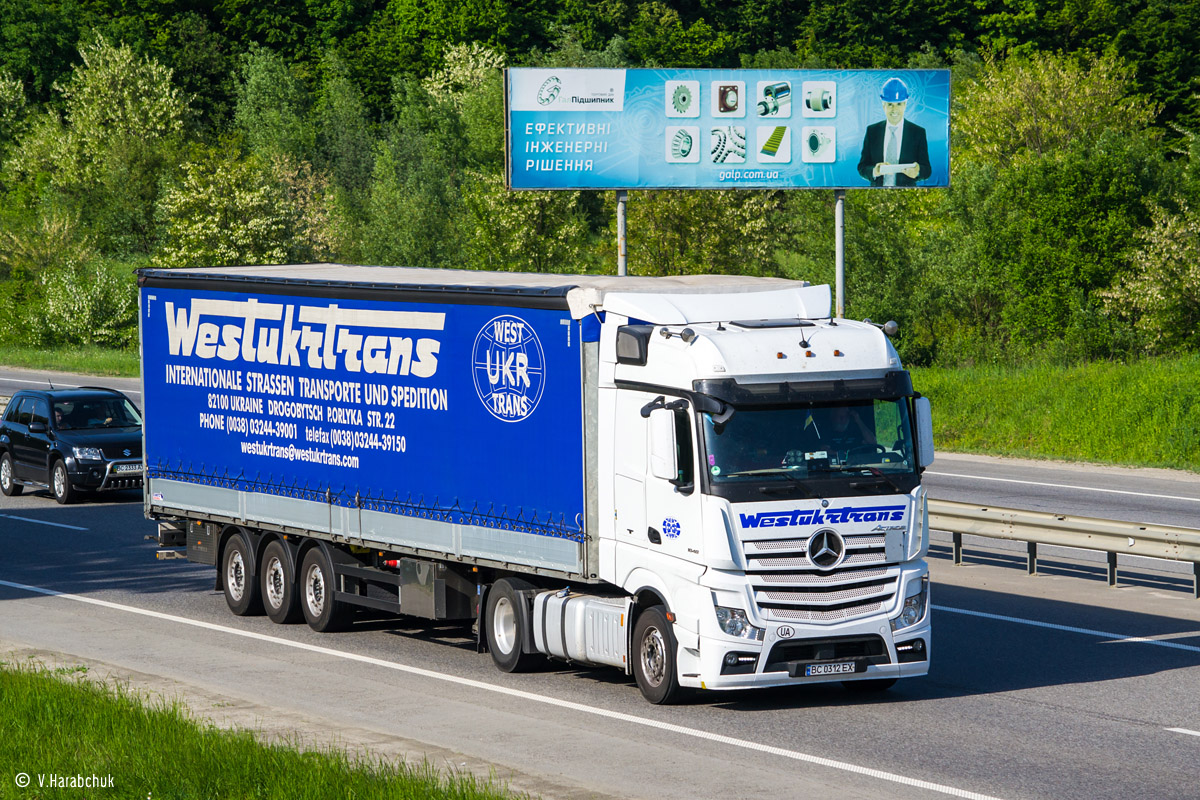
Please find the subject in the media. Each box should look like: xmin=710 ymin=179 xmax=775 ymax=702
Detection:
xmin=2 ymin=365 xmax=1199 ymax=799
xmin=2 ymin=489 xmax=1199 ymax=800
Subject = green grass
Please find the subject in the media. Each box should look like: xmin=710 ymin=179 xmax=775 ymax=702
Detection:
xmin=0 ymin=662 xmax=526 ymax=800
xmin=912 ymin=355 xmax=1200 ymax=472
xmin=0 ymin=346 xmax=140 ymax=377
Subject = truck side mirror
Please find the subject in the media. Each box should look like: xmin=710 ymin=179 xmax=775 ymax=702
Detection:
xmin=648 ymin=408 xmax=678 ymax=481
xmin=914 ymin=397 xmax=934 ymax=468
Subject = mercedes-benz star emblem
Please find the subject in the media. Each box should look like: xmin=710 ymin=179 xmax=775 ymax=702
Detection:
xmin=807 ymin=529 xmax=846 ymax=569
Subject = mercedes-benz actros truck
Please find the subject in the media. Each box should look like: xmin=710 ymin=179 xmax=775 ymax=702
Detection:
xmin=141 ymin=265 xmax=933 ymax=703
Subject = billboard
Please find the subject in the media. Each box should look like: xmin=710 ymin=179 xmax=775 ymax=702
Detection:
xmin=141 ymin=286 xmax=586 ymax=540
xmin=506 ymin=68 xmax=950 ymax=190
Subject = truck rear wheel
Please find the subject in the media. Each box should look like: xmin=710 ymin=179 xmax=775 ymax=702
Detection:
xmin=222 ymin=533 xmax=263 ymax=616
xmin=261 ymin=540 xmax=302 ymax=624
xmin=299 ymin=547 xmax=350 ymax=632
xmin=633 ymin=606 xmax=684 ymax=704
xmin=485 ymin=577 xmax=540 ymax=672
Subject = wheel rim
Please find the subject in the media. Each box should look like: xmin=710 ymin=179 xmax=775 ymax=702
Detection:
xmin=265 ymin=557 xmax=286 ymax=609
xmin=305 ymin=563 xmax=325 ymax=616
xmin=53 ymin=464 xmax=66 ymax=498
xmin=226 ymin=550 xmax=246 ymax=602
xmin=640 ymin=625 xmax=666 ymax=687
xmin=492 ymin=596 xmax=518 ymax=655
xmin=1 ymin=457 xmax=11 ymax=490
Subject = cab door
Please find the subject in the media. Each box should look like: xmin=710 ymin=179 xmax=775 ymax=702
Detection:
xmin=643 ymin=401 xmax=704 ymax=565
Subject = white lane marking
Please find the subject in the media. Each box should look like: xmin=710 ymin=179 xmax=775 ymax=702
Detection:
xmin=1 ymin=378 xmax=80 ymax=387
xmin=1166 ymin=728 xmax=1200 ymax=738
xmin=926 ymin=471 xmax=1200 ymax=504
xmin=0 ymin=514 xmax=88 ymax=531
xmin=934 ymin=605 xmax=1200 ymax=654
xmin=0 ymin=579 xmax=1006 ymax=800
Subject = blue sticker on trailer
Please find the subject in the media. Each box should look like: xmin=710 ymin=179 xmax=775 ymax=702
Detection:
xmin=140 ymin=287 xmax=585 ymax=541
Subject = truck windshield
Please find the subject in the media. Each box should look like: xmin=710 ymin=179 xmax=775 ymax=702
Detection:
xmin=701 ymin=398 xmax=918 ymax=499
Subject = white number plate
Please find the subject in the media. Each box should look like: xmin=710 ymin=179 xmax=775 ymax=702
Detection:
xmin=114 ymin=464 xmax=142 ymax=474
xmin=805 ymin=662 xmax=856 ymax=677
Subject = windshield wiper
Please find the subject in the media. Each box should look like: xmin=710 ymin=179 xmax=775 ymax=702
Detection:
xmin=748 ymin=470 xmax=816 ymax=498
xmin=849 ymin=468 xmax=903 ymax=493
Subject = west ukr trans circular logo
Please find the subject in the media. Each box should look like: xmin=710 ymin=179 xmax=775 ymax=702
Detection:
xmin=472 ymin=315 xmax=545 ymax=422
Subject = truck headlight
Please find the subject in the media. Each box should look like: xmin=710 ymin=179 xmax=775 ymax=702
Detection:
xmin=72 ymin=446 xmax=104 ymax=462
xmin=714 ymin=606 xmax=765 ymax=641
xmin=891 ymin=577 xmax=928 ymax=632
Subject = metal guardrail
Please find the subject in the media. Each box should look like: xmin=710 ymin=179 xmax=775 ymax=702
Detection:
xmin=929 ymin=499 xmax=1200 ymax=598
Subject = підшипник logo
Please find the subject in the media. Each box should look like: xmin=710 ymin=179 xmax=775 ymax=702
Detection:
xmin=537 ymin=76 xmax=562 ymax=106
xmin=472 ymin=315 xmax=546 ymax=422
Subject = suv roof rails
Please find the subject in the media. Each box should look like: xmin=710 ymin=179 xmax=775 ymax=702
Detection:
xmin=74 ymin=386 xmax=122 ymax=394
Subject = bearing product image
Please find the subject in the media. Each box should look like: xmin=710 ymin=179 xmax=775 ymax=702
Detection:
xmin=801 ymin=126 xmax=835 ymax=162
xmin=671 ymin=128 xmax=693 ymax=159
xmin=672 ymin=84 xmax=693 ymax=115
xmin=757 ymin=82 xmax=792 ymax=116
xmin=718 ymin=85 xmax=740 ymax=113
xmin=710 ymin=126 xmax=746 ymax=163
xmin=806 ymin=88 xmax=832 ymax=112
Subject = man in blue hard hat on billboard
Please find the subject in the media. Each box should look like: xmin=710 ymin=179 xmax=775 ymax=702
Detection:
xmin=857 ymin=78 xmax=931 ymax=187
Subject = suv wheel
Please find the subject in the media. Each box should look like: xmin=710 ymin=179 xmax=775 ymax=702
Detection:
xmin=52 ymin=460 xmax=76 ymax=504
xmin=0 ymin=453 xmax=22 ymax=497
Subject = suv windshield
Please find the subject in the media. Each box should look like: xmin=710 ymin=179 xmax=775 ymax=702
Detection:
xmin=702 ymin=398 xmax=918 ymax=499
xmin=53 ymin=397 xmax=142 ymax=430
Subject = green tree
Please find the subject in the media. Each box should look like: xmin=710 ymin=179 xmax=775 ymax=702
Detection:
xmin=461 ymin=172 xmax=588 ymax=273
xmin=235 ymin=45 xmax=313 ymax=161
xmin=5 ymin=35 xmax=187 ymax=253
xmin=1102 ymin=203 xmax=1200 ymax=353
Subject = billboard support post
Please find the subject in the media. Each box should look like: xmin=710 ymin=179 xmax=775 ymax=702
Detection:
xmin=616 ymin=190 xmax=628 ymax=276
xmin=835 ymin=189 xmax=845 ymax=318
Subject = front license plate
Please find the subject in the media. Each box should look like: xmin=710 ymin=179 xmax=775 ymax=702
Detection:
xmin=805 ymin=662 xmax=856 ymax=677
xmin=114 ymin=464 xmax=142 ymax=474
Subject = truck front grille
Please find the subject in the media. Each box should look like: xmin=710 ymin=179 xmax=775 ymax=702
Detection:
xmin=743 ymin=532 xmax=899 ymax=624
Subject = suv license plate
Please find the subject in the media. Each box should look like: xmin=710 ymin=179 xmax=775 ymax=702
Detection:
xmin=805 ymin=662 xmax=856 ymax=677
xmin=115 ymin=464 xmax=142 ymax=474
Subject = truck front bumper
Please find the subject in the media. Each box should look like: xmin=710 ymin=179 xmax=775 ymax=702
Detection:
xmin=677 ymin=612 xmax=931 ymax=691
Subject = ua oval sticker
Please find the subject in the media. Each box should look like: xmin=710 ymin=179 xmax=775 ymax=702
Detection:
xmin=472 ymin=315 xmax=546 ymax=422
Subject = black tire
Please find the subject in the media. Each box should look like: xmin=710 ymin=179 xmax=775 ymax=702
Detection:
xmin=260 ymin=540 xmax=302 ymax=624
xmin=0 ymin=452 xmax=22 ymax=496
xmin=485 ymin=577 xmax=540 ymax=672
xmin=222 ymin=533 xmax=263 ymax=616
xmin=633 ymin=606 xmax=685 ymax=704
xmin=299 ymin=547 xmax=350 ymax=632
xmin=843 ymin=678 xmax=897 ymax=692
xmin=51 ymin=459 xmax=75 ymax=505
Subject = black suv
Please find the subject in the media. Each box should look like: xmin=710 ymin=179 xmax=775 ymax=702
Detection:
xmin=0 ymin=387 xmax=143 ymax=503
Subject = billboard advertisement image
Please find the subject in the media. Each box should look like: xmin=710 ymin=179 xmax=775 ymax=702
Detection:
xmin=506 ymin=68 xmax=950 ymax=190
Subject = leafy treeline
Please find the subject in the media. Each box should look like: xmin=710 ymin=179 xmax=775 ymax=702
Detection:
xmin=0 ymin=0 xmax=1198 ymax=367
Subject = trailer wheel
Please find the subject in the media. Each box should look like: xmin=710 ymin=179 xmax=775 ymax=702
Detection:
xmin=0 ymin=453 xmax=22 ymax=496
xmin=299 ymin=547 xmax=350 ymax=632
xmin=633 ymin=606 xmax=684 ymax=704
xmin=222 ymin=533 xmax=263 ymax=616
xmin=485 ymin=577 xmax=539 ymax=672
xmin=261 ymin=540 xmax=302 ymax=624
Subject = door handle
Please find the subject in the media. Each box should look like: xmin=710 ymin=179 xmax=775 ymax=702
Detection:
xmin=647 ymin=527 xmax=662 ymax=544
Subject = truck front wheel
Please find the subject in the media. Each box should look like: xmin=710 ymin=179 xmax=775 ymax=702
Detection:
xmin=299 ymin=547 xmax=350 ymax=632
xmin=633 ymin=606 xmax=684 ymax=704
xmin=485 ymin=577 xmax=540 ymax=672
xmin=222 ymin=533 xmax=263 ymax=616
